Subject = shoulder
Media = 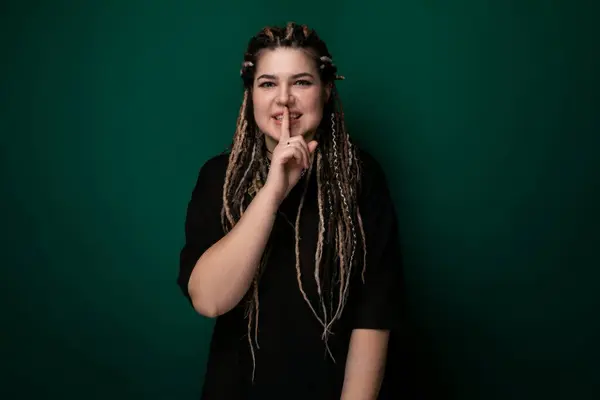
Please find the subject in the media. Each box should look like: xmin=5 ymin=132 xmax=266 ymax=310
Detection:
xmin=355 ymin=147 xmax=392 ymax=199
xmin=186 ymin=152 xmax=231 ymax=204
xmin=194 ymin=152 xmax=230 ymax=188
xmin=199 ymin=151 xmax=230 ymax=176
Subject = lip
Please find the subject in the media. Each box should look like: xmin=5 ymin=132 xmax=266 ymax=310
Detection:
xmin=271 ymin=111 xmax=302 ymax=117
xmin=272 ymin=112 xmax=302 ymax=125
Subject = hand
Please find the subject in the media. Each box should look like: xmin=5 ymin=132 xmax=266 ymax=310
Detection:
xmin=263 ymin=106 xmax=318 ymax=204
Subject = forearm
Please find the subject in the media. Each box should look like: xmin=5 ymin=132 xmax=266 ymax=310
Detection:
xmin=341 ymin=329 xmax=390 ymax=400
xmin=188 ymin=186 xmax=280 ymax=317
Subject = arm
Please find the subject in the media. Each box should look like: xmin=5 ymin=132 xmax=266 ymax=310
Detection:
xmin=183 ymin=108 xmax=315 ymax=318
xmin=188 ymin=185 xmax=280 ymax=317
xmin=340 ymin=329 xmax=390 ymax=400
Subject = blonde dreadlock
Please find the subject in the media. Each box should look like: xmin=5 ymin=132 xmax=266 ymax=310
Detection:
xmin=221 ymin=22 xmax=367 ymax=380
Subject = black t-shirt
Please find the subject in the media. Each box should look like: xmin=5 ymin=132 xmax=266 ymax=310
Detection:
xmin=178 ymin=148 xmax=403 ymax=399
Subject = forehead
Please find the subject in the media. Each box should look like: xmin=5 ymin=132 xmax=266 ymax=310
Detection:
xmin=255 ymin=47 xmax=318 ymax=75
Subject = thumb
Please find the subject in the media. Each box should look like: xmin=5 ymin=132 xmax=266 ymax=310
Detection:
xmin=307 ymin=140 xmax=318 ymax=154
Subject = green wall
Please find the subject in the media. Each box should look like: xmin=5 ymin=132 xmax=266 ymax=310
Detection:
xmin=2 ymin=1 xmax=598 ymax=399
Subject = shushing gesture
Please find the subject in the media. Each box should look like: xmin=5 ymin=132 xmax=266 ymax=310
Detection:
xmin=263 ymin=106 xmax=318 ymax=203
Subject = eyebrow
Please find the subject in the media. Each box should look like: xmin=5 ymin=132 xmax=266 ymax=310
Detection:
xmin=256 ymin=72 xmax=314 ymax=80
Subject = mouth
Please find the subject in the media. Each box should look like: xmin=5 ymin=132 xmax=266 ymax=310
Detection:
xmin=272 ymin=113 xmax=302 ymax=122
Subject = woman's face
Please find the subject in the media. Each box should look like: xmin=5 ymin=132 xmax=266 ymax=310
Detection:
xmin=251 ymin=47 xmax=330 ymax=152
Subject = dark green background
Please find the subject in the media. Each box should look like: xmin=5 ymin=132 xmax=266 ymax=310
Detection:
xmin=2 ymin=1 xmax=598 ymax=399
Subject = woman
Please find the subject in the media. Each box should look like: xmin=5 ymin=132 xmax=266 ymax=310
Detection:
xmin=178 ymin=22 xmax=402 ymax=399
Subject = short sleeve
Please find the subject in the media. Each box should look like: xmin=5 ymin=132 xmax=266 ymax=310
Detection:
xmin=177 ymin=154 xmax=228 ymax=304
xmin=351 ymin=153 xmax=404 ymax=331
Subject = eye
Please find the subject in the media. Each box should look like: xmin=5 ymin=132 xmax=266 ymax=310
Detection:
xmin=258 ymin=81 xmax=275 ymax=88
xmin=295 ymin=80 xmax=313 ymax=86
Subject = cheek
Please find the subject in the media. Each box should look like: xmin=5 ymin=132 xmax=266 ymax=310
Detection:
xmin=299 ymin=92 xmax=323 ymax=112
xmin=252 ymin=100 xmax=269 ymax=122
xmin=305 ymin=94 xmax=326 ymax=122
xmin=252 ymin=90 xmax=267 ymax=108
xmin=309 ymin=109 xmax=324 ymax=125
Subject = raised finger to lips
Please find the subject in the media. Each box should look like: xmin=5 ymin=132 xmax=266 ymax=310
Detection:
xmin=285 ymin=139 xmax=309 ymax=169
xmin=280 ymin=106 xmax=290 ymax=141
xmin=282 ymin=145 xmax=303 ymax=167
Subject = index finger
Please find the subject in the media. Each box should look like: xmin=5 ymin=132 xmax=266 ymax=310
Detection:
xmin=280 ymin=106 xmax=290 ymax=142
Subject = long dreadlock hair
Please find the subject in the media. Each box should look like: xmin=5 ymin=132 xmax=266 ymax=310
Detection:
xmin=221 ymin=22 xmax=367 ymax=379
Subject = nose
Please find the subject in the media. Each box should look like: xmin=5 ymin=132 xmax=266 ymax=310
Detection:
xmin=275 ymin=85 xmax=294 ymax=106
